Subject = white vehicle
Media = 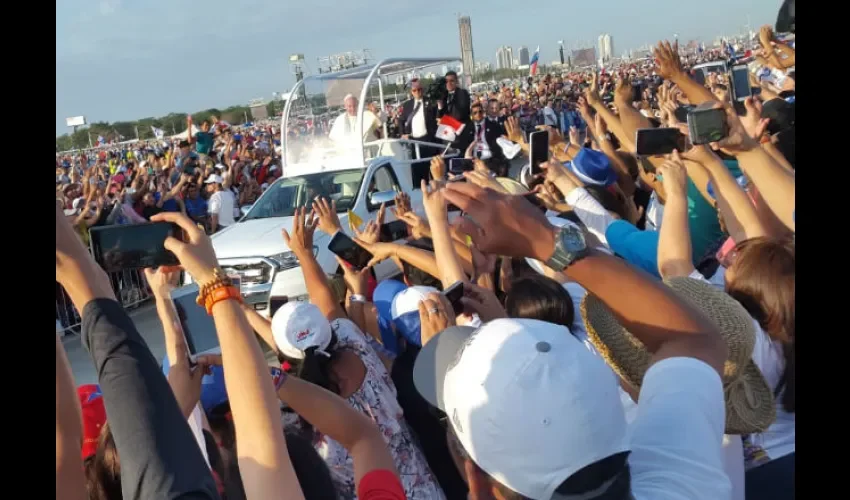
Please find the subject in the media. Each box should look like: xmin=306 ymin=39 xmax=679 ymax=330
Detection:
xmin=203 ymin=58 xmax=460 ymax=315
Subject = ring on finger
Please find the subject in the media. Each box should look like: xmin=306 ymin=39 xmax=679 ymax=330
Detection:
xmin=428 ymin=307 xmax=440 ymax=314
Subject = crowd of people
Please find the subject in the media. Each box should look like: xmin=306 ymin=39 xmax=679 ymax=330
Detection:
xmin=56 ymin=5 xmax=795 ymax=499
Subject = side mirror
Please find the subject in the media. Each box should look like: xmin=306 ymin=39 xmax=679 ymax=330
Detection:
xmin=240 ymin=205 xmax=253 ymax=217
xmin=368 ymin=190 xmax=397 ymax=207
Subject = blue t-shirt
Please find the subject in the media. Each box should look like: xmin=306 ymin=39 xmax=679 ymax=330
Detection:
xmin=154 ymin=191 xmax=180 ymax=212
xmin=184 ymin=195 xmax=208 ymax=218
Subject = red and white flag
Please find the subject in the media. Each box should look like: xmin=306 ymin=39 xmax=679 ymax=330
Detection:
xmin=435 ymin=115 xmax=466 ymax=142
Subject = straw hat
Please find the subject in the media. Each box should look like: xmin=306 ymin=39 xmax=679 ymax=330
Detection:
xmin=581 ymin=276 xmax=775 ymax=435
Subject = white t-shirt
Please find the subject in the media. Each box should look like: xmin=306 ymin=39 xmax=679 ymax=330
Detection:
xmin=208 ymin=189 xmax=236 ymax=227
xmin=747 ymin=322 xmax=796 ymax=462
xmin=644 ymin=191 xmax=665 ymax=231
xmin=564 ymin=282 xmax=737 ymax=499
xmin=687 ymin=270 xmax=795 ymax=463
xmin=565 ymin=187 xmax=618 ymax=248
xmin=630 ymin=357 xmax=731 ymax=499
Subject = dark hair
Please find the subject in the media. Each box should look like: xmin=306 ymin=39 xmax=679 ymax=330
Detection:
xmin=614 ymin=151 xmax=638 ymax=179
xmin=726 ymin=237 xmax=795 ymax=413
xmin=505 ymin=275 xmax=575 ymax=328
xmin=403 ymin=238 xmax=444 ymax=289
xmin=85 ymin=423 xmax=122 ymax=500
xmin=208 ymin=402 xmax=338 ymax=499
xmin=582 ymin=184 xmax=628 ymax=220
xmin=445 ymin=71 xmax=458 ymax=79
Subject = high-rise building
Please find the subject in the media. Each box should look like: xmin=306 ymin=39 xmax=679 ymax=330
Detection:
xmin=458 ymin=16 xmax=475 ymax=76
xmin=496 ymin=46 xmax=514 ymax=70
xmin=597 ymin=34 xmax=614 ymax=63
xmin=518 ymin=46 xmax=530 ymax=66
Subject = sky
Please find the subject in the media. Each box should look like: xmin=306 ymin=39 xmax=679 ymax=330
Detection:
xmin=56 ymin=0 xmax=781 ymax=136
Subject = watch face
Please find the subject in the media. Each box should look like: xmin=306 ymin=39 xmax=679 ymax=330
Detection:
xmin=562 ymin=226 xmax=587 ymax=253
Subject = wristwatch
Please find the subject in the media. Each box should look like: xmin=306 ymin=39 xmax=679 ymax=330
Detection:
xmin=544 ymin=224 xmax=589 ymax=272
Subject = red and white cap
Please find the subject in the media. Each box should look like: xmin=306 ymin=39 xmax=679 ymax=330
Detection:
xmin=271 ymin=301 xmax=332 ymax=360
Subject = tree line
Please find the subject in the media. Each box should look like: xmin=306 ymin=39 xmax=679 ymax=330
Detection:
xmin=56 ymin=102 xmax=285 ymax=152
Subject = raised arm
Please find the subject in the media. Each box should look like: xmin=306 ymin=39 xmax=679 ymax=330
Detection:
xmin=655 ymin=153 xmax=697 ymax=278
xmin=277 ymin=376 xmax=398 ymax=484
xmin=56 ymin=336 xmax=87 ymax=500
xmin=56 ymin=205 xmax=219 ymax=500
xmin=443 ymin=182 xmax=727 ymax=377
xmin=421 ymin=174 xmax=468 ymax=288
xmin=284 ymin=207 xmax=347 ymax=321
xmin=684 ymin=146 xmax=768 ymax=242
xmin=151 ymin=212 xmax=303 ymax=500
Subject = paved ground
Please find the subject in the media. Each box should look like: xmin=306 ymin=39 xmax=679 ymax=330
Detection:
xmin=64 ymin=304 xmax=167 ymax=385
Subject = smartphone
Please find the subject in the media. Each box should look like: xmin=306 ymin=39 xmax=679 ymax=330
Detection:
xmin=171 ymin=284 xmax=220 ymax=356
xmin=449 ymin=158 xmax=475 ymax=176
xmin=379 ymin=220 xmax=408 ymax=242
xmin=529 ymin=130 xmax=549 ymax=175
xmin=630 ymin=83 xmax=643 ymax=103
xmin=687 ymin=107 xmax=729 ymax=145
xmin=634 ymin=128 xmax=686 ymax=156
xmin=442 ymin=281 xmax=464 ymax=315
xmin=730 ymin=65 xmax=752 ymax=102
xmin=327 ymin=231 xmax=374 ymax=270
xmin=89 ymin=222 xmax=184 ymax=273
xmin=268 ymin=296 xmax=289 ymax=318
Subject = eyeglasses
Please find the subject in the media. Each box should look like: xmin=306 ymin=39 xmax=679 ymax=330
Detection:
xmin=411 ymin=88 xmax=423 ymax=92
xmin=471 ymin=108 xmax=484 ymax=114
xmin=445 ymin=78 xmax=457 ymax=84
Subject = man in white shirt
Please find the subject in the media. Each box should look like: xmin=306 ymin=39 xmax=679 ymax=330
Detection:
xmin=205 ymin=174 xmax=236 ymax=233
xmin=328 ymin=94 xmax=381 ymax=146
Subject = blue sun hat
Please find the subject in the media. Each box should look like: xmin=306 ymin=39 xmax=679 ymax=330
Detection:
xmin=566 ymin=148 xmax=618 ymax=187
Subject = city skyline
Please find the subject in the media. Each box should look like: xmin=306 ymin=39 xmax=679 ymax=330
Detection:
xmin=56 ymin=0 xmax=780 ymax=135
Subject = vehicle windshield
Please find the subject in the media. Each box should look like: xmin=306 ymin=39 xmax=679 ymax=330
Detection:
xmin=243 ymin=169 xmax=365 ymax=220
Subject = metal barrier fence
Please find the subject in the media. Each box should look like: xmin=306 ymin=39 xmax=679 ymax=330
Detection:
xmin=56 ymin=268 xmax=154 ymax=335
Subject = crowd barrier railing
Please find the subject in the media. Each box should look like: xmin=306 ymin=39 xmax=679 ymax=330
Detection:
xmin=56 ymin=267 xmax=154 ymax=335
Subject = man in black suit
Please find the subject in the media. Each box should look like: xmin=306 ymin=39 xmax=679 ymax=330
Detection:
xmin=399 ymin=79 xmax=439 ymax=158
xmin=465 ymin=100 xmax=510 ymax=177
xmin=437 ymin=71 xmax=472 ymax=151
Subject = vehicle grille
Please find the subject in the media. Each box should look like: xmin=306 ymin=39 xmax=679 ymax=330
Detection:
xmin=221 ymin=261 xmax=272 ymax=286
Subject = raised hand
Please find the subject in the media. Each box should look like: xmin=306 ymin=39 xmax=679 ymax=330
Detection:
xmin=653 ymin=40 xmax=684 ymax=80
xmin=281 ymin=207 xmax=317 ymax=259
xmin=430 ymin=156 xmax=447 ymax=180
xmin=150 ymin=212 xmax=219 ymax=284
xmin=443 ymin=182 xmax=556 ymax=261
xmin=312 ymin=197 xmax=342 ymax=236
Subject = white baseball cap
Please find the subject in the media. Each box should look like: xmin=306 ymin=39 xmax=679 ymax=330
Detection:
xmin=390 ymin=285 xmax=439 ymax=319
xmin=271 ymin=301 xmax=332 ymax=360
xmin=413 ymin=318 xmax=629 ymax=499
xmin=204 ymin=174 xmax=224 ymax=185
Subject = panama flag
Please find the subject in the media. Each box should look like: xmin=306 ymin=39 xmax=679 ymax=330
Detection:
xmin=435 ymin=114 xmax=466 ymax=142
xmin=529 ymin=46 xmax=540 ymax=77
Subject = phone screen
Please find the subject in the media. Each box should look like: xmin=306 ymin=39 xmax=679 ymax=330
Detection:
xmin=730 ymin=66 xmax=752 ymax=102
xmin=529 ymin=130 xmax=549 ymax=175
xmin=172 ymin=285 xmax=220 ymax=356
xmin=449 ymin=158 xmax=475 ymax=175
xmin=268 ymin=296 xmax=289 ymax=318
xmin=327 ymin=231 xmax=374 ymax=270
xmin=89 ymin=222 xmax=182 ymax=272
xmin=634 ymin=128 xmax=686 ymax=156
xmin=442 ymin=281 xmax=464 ymax=315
